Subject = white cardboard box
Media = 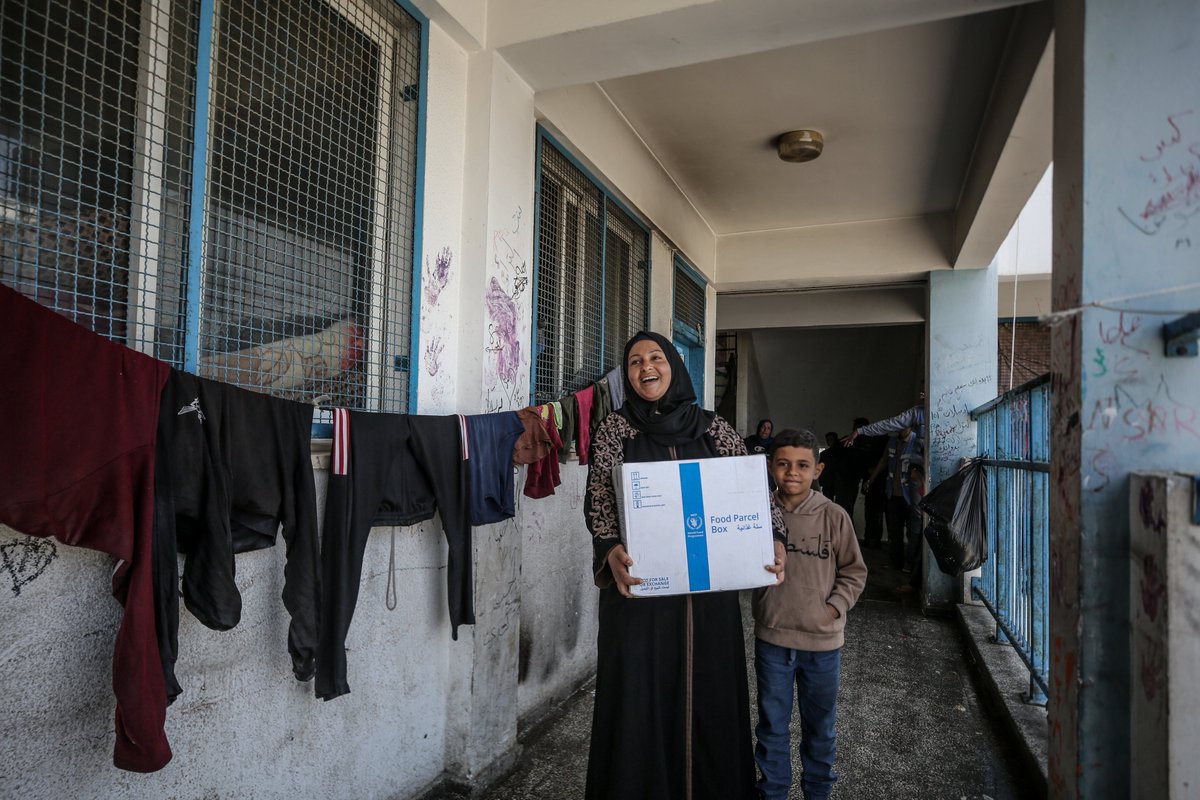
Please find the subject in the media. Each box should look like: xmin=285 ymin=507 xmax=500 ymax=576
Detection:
xmin=613 ymin=455 xmax=775 ymax=596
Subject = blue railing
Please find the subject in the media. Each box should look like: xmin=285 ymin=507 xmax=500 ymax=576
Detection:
xmin=969 ymin=374 xmax=1050 ymax=705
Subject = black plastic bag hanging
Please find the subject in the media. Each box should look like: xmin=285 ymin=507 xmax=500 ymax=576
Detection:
xmin=918 ymin=457 xmax=987 ymax=575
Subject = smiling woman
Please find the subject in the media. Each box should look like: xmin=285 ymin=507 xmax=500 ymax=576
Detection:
xmin=582 ymin=330 xmax=789 ymax=800
xmin=625 ymin=337 xmax=673 ymax=403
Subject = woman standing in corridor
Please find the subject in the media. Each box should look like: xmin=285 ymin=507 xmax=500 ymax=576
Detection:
xmin=583 ymin=330 xmax=787 ymax=800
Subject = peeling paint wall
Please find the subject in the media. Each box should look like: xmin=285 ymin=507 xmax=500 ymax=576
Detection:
xmin=1051 ymin=0 xmax=1200 ymax=795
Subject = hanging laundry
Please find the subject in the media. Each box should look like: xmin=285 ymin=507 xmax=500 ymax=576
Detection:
xmin=604 ymin=365 xmax=626 ymax=410
xmin=524 ymin=405 xmax=564 ymax=499
xmin=550 ymin=400 xmax=564 ymax=431
xmin=513 ymin=407 xmax=552 ymax=465
xmin=557 ymin=393 xmax=577 ymax=464
xmin=593 ymin=376 xmax=613 ymax=430
xmin=460 ymin=412 xmax=525 ymax=525
xmin=575 ymin=385 xmax=596 ymax=465
xmin=153 ymin=370 xmax=321 ymax=702
xmin=317 ymin=413 xmax=471 ymax=701
xmin=0 ymin=284 xmax=172 ymax=772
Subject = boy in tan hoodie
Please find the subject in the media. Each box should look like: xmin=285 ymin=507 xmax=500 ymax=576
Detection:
xmin=752 ymin=428 xmax=867 ymax=800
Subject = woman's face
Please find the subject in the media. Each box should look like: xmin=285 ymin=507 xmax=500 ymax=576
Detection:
xmin=758 ymin=421 xmax=773 ymax=438
xmin=627 ymin=339 xmax=672 ymax=403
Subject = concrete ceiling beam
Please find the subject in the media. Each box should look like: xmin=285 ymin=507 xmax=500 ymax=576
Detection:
xmin=951 ymin=2 xmax=1054 ymax=268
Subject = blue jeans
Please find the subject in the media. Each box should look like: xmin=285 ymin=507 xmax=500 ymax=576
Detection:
xmin=754 ymin=639 xmax=841 ymax=800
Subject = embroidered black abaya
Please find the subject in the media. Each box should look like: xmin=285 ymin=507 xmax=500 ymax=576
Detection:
xmin=583 ymin=332 xmax=786 ymax=800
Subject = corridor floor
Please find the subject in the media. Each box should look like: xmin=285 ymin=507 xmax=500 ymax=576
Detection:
xmin=462 ymin=543 xmax=1040 ymax=799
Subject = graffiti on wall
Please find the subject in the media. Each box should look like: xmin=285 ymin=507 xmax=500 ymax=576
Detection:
xmin=1118 ymin=110 xmax=1200 ymax=243
xmin=1 ymin=536 xmax=56 ymax=596
xmin=484 ymin=208 xmax=530 ymax=412
xmin=419 ymin=246 xmax=454 ymax=405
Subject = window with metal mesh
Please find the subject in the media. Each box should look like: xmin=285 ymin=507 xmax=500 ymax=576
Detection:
xmin=1 ymin=0 xmax=421 ymax=413
xmin=673 ymin=258 xmax=706 ymax=341
xmin=533 ymin=136 xmax=649 ymax=404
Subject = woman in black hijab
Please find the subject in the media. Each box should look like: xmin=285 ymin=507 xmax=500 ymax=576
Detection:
xmin=583 ymin=331 xmax=787 ymax=800
xmin=744 ymin=418 xmax=775 ymax=455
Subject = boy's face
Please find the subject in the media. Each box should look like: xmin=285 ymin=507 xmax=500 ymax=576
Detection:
xmin=771 ymin=445 xmax=823 ymax=501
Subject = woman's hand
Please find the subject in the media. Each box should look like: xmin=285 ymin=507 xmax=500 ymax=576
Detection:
xmin=766 ymin=540 xmax=787 ymax=585
xmin=607 ymin=544 xmax=643 ymax=598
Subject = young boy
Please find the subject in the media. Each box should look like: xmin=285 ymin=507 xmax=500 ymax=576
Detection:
xmin=752 ymin=428 xmax=868 ymax=800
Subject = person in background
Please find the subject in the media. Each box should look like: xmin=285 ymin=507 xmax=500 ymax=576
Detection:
xmin=752 ymin=428 xmax=867 ymax=800
xmin=583 ymin=331 xmax=788 ymax=800
xmin=848 ymin=416 xmax=887 ymax=547
xmin=897 ymin=458 xmax=926 ymax=595
xmin=744 ymin=418 xmax=775 ymax=455
xmin=841 ymin=391 xmax=926 ymax=450
xmin=867 ymin=426 xmax=919 ymax=570
xmin=818 ymin=431 xmax=842 ymax=500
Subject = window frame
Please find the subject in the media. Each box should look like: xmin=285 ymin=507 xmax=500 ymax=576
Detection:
xmin=530 ymin=126 xmax=651 ymax=403
xmin=671 ymin=253 xmax=708 ymax=402
xmin=180 ymin=0 xmax=429 ymax=413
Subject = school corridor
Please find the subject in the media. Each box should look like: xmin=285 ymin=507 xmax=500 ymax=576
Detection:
xmin=442 ymin=546 xmax=1045 ymax=800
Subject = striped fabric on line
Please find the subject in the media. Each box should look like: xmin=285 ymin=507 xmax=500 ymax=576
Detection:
xmin=457 ymin=414 xmax=470 ymax=461
xmin=333 ymin=408 xmax=350 ymax=476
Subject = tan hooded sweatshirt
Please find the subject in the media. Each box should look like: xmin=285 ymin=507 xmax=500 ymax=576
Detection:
xmin=752 ymin=489 xmax=867 ymax=651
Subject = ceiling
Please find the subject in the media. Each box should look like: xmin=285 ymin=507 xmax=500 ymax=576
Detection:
xmin=482 ymin=0 xmax=1054 ymax=291
xmin=597 ymin=12 xmax=1014 ymax=235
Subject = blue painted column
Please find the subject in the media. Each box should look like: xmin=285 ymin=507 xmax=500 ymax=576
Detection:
xmin=1050 ymin=1 xmax=1200 ymax=796
xmin=926 ymin=262 xmax=998 ymax=607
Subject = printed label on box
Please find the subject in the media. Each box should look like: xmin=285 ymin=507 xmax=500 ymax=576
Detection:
xmin=614 ymin=455 xmax=774 ymax=597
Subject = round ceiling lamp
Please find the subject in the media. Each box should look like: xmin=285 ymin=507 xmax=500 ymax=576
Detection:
xmin=777 ymin=129 xmax=824 ymax=163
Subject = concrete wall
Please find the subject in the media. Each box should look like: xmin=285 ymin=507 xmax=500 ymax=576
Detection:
xmin=745 ymin=326 xmax=924 ymax=441
xmin=0 ymin=6 xmax=715 ymax=798
xmin=926 ymin=262 xmax=998 ymax=607
xmin=1050 ymin=1 xmax=1200 ymax=794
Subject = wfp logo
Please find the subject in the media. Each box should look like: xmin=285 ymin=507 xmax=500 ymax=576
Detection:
xmin=685 ymin=513 xmax=704 ymax=532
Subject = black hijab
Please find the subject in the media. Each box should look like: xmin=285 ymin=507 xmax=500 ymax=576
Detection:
xmin=617 ymin=331 xmax=715 ymax=447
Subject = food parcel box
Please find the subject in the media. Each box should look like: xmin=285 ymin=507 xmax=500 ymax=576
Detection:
xmin=613 ymin=455 xmax=774 ymax=596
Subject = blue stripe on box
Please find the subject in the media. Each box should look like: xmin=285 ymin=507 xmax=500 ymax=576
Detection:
xmin=679 ymin=462 xmax=710 ymax=592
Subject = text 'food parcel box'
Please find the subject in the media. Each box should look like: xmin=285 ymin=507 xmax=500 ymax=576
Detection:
xmin=613 ymin=455 xmax=774 ymax=597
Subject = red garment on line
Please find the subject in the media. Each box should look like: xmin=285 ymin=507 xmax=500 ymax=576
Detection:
xmin=575 ymin=386 xmax=595 ymax=465
xmin=524 ymin=405 xmax=563 ymax=499
xmin=0 ymin=285 xmax=172 ymax=772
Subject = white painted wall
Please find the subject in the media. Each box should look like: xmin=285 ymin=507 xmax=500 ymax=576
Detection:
xmin=418 ymin=23 xmax=471 ymax=415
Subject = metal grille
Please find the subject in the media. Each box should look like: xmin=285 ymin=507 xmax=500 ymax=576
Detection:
xmin=533 ymin=137 xmax=648 ymax=404
xmin=673 ymin=260 xmax=705 ymax=338
xmin=199 ymin=0 xmax=419 ymax=411
xmin=602 ymin=197 xmax=648 ymax=369
xmin=1 ymin=0 xmax=421 ymax=413
xmin=1 ymin=0 xmax=198 ymax=358
xmin=970 ymin=375 xmax=1051 ymax=705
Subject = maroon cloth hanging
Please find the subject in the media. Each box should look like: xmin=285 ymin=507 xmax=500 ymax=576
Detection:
xmin=0 ymin=284 xmax=172 ymax=772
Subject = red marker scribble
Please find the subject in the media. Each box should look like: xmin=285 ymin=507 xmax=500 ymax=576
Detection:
xmin=1141 ymin=554 xmax=1166 ymax=621
xmin=1140 ymin=110 xmax=1195 ymax=162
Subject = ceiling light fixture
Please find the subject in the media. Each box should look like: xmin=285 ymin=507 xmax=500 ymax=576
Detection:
xmin=776 ymin=129 xmax=824 ymax=163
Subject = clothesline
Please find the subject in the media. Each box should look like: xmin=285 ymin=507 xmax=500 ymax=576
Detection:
xmin=0 ymin=283 xmax=631 ymax=775
xmin=1037 ymin=280 xmax=1200 ymax=326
